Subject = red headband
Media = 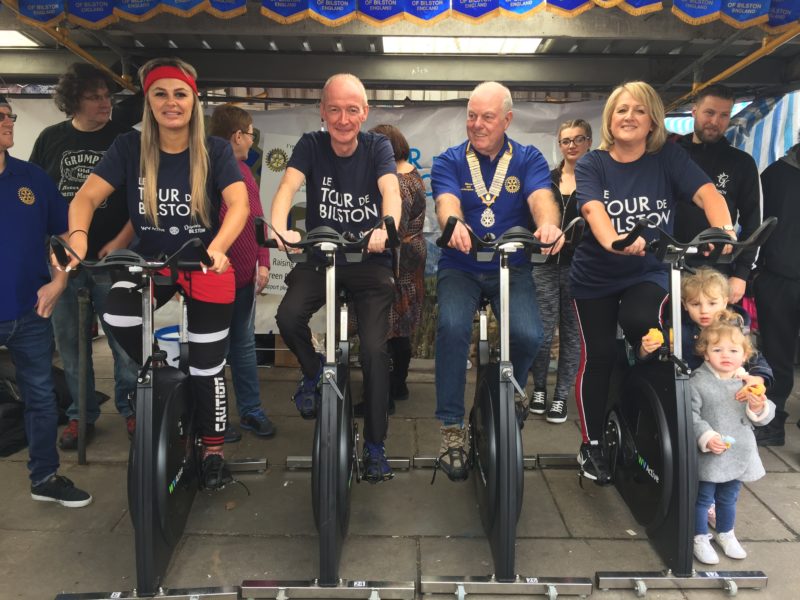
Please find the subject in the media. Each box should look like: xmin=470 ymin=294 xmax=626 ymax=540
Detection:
xmin=143 ymin=65 xmax=198 ymax=95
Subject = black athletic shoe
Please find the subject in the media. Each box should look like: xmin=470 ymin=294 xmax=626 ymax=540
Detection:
xmin=529 ymin=389 xmax=546 ymax=415
xmin=240 ymin=409 xmax=276 ymax=438
xmin=577 ymin=441 xmax=612 ymax=485
xmin=201 ymin=454 xmax=233 ymax=490
xmin=31 ymin=474 xmax=92 ymax=508
xmin=546 ymin=397 xmax=568 ymax=424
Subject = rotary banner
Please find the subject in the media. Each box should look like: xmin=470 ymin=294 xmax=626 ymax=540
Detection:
xmin=403 ymin=0 xmax=450 ymax=23
xmin=721 ymin=0 xmax=770 ymax=27
xmin=452 ymin=0 xmax=499 ymax=21
xmin=499 ymin=0 xmax=544 ymax=17
xmin=17 ymin=0 xmax=64 ymax=25
xmin=10 ymin=0 xmax=796 ymax=30
xmin=66 ymin=0 xmax=114 ymax=27
xmin=672 ymin=0 xmax=722 ymax=24
xmin=765 ymin=0 xmax=800 ymax=30
xmin=357 ymin=0 xmax=404 ymax=24
xmin=618 ymin=0 xmax=661 ymax=16
xmin=545 ymin=0 xmax=593 ymax=16
xmin=308 ymin=0 xmax=357 ymax=24
xmin=260 ymin=0 xmax=308 ymax=23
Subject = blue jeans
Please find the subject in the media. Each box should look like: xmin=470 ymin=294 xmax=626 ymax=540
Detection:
xmin=435 ymin=266 xmax=543 ymax=425
xmin=51 ymin=270 xmax=138 ymax=422
xmin=696 ymin=479 xmax=742 ymax=535
xmin=0 ymin=310 xmax=60 ymax=483
xmin=226 ymin=283 xmax=262 ymax=418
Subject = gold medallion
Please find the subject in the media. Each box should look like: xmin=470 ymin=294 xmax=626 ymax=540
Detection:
xmin=504 ymin=176 xmax=521 ymax=193
xmin=18 ymin=187 xmax=35 ymax=205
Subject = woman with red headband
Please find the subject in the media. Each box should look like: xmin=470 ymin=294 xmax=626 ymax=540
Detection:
xmin=62 ymin=57 xmax=249 ymax=490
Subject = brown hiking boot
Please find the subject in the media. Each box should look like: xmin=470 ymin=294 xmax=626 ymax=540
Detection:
xmin=435 ymin=424 xmax=470 ymax=482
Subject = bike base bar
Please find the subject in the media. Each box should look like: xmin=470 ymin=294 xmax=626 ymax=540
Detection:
xmin=241 ymin=579 xmax=415 ymax=599
xmin=285 ymin=456 xmax=411 ymax=470
xmin=420 ymin=575 xmax=593 ymax=597
xmin=534 ymin=454 xmax=579 ymax=469
xmin=227 ymin=458 xmax=269 ymax=473
xmin=596 ymin=570 xmax=767 ymax=594
xmin=411 ymin=456 xmax=538 ymax=469
xmin=54 ymin=585 xmax=238 ymax=599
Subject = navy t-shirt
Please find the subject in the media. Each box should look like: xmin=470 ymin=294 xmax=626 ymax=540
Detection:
xmin=93 ymin=132 xmax=242 ymax=259
xmin=431 ymin=137 xmax=551 ymax=273
xmin=287 ymin=131 xmax=396 ymax=264
xmin=570 ymin=142 xmax=711 ymax=299
xmin=0 ymin=153 xmax=68 ymax=321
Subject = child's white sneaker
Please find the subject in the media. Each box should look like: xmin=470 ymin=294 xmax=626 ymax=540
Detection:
xmin=693 ymin=533 xmax=719 ymax=564
xmin=708 ymin=504 xmax=716 ymax=529
xmin=716 ymin=530 xmax=747 ymax=559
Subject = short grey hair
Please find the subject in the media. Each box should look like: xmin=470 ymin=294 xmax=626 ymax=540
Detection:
xmin=471 ymin=81 xmax=513 ymax=114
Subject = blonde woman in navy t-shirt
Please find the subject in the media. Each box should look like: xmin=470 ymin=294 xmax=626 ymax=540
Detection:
xmin=570 ymin=81 xmax=735 ymax=485
xmin=60 ymin=58 xmax=249 ymax=491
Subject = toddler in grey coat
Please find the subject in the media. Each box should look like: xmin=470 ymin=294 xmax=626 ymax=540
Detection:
xmin=690 ymin=311 xmax=775 ymax=565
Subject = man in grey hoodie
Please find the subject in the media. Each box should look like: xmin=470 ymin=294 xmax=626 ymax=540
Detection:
xmin=753 ymin=135 xmax=800 ymax=446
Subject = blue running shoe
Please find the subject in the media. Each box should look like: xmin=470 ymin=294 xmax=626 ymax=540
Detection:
xmin=292 ymin=354 xmax=323 ymax=420
xmin=362 ymin=441 xmax=393 ymax=483
xmin=240 ymin=408 xmax=276 ymax=438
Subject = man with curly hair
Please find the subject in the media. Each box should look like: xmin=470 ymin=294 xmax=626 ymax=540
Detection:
xmin=29 ymin=63 xmax=138 ymax=448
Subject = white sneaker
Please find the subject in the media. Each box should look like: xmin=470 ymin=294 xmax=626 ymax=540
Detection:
xmin=693 ymin=533 xmax=719 ymax=565
xmin=716 ymin=530 xmax=747 ymax=559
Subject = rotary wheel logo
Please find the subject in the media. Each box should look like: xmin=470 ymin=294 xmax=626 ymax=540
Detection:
xmin=18 ymin=187 xmax=35 ymax=205
xmin=504 ymin=176 xmax=521 ymax=194
xmin=265 ymin=148 xmax=288 ymax=173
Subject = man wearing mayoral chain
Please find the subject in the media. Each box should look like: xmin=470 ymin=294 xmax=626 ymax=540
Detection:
xmin=430 ymin=81 xmax=563 ymax=482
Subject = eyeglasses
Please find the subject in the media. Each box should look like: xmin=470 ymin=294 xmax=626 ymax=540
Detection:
xmin=0 ymin=112 xmax=17 ymax=123
xmin=559 ymin=135 xmax=589 ymax=147
xmin=240 ymin=130 xmax=255 ymax=139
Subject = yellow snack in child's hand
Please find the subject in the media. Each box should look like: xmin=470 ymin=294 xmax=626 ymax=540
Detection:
xmin=646 ymin=328 xmax=664 ymax=345
xmin=746 ymin=383 xmax=766 ymax=396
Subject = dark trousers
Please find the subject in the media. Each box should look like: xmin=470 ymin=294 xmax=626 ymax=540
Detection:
xmin=754 ymin=271 xmax=800 ymax=424
xmin=573 ymin=282 xmax=668 ymax=442
xmin=276 ymin=262 xmax=395 ymax=444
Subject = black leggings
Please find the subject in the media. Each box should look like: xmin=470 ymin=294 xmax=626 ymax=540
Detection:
xmin=102 ymin=269 xmax=235 ymax=446
xmin=276 ymin=262 xmax=395 ymax=444
xmin=573 ymin=282 xmax=668 ymax=443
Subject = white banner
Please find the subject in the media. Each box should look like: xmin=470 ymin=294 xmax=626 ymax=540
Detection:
xmin=251 ymin=100 xmax=605 ymax=297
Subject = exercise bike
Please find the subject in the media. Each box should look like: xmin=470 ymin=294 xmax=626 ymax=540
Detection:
xmin=242 ymin=217 xmax=415 ymax=599
xmin=421 ymin=217 xmax=593 ymax=599
xmin=596 ymin=217 xmax=776 ymax=597
xmin=51 ymin=237 xmax=253 ymax=600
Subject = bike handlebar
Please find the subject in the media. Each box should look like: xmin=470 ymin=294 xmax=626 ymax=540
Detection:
xmin=50 ymin=236 xmax=214 ymax=273
xmin=435 ymin=216 xmax=585 ymax=264
xmin=255 ymin=216 xmax=399 ymax=265
xmin=609 ymin=217 xmax=777 ymax=265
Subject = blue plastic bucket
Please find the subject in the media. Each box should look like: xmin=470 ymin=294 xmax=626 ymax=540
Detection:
xmin=154 ymin=325 xmax=180 ymax=367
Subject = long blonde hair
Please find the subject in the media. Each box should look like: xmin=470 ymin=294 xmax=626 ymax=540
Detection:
xmin=138 ymin=57 xmax=210 ymax=227
xmin=599 ymin=81 xmax=667 ymax=154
